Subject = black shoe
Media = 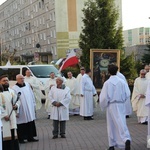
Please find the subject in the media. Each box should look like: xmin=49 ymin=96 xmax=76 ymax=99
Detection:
xmin=19 ymin=140 xmax=26 ymax=144
xmin=84 ymin=117 xmax=88 ymax=120
xmin=107 ymin=146 xmax=115 ymax=150
xmin=142 ymin=121 xmax=148 ymax=125
xmin=61 ymin=135 xmax=66 ymax=138
xmin=87 ymin=117 xmax=94 ymax=120
xmin=47 ymin=115 xmax=50 ymax=119
xmin=125 ymin=140 xmax=130 ymax=150
xmin=126 ymin=115 xmax=130 ymax=118
xmin=52 ymin=135 xmax=58 ymax=139
xmin=27 ymin=138 xmax=39 ymax=142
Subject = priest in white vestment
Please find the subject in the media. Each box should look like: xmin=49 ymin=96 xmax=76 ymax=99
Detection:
xmin=76 ymin=67 xmax=85 ymax=107
xmin=131 ymin=69 xmax=149 ymax=124
xmin=49 ymin=77 xmax=71 ymax=139
xmin=65 ymin=72 xmax=79 ymax=115
xmin=144 ymin=65 xmax=150 ymax=74
xmin=80 ymin=68 xmax=97 ymax=120
xmin=44 ymin=72 xmax=56 ymax=119
xmin=24 ymin=69 xmax=42 ymax=110
xmin=12 ymin=74 xmax=38 ymax=143
xmin=117 ymin=71 xmax=132 ymax=117
xmin=99 ymin=64 xmax=131 ymax=150
xmin=0 ymin=75 xmax=20 ymax=150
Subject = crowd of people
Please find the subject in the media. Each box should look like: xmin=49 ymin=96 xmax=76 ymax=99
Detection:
xmin=0 ymin=64 xmax=150 ymax=150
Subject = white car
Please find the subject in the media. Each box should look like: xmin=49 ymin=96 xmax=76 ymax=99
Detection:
xmin=0 ymin=64 xmax=61 ymax=102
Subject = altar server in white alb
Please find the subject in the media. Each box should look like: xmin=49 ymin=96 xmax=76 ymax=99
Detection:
xmin=80 ymin=68 xmax=97 ymax=120
xmin=0 ymin=75 xmax=20 ymax=150
xmin=99 ymin=64 xmax=131 ymax=150
xmin=131 ymin=69 xmax=149 ymax=124
xmin=65 ymin=71 xmax=79 ymax=115
xmin=49 ymin=77 xmax=71 ymax=139
xmin=24 ymin=69 xmax=42 ymax=110
xmin=145 ymin=79 xmax=150 ymax=145
xmin=12 ymin=74 xmax=38 ymax=143
xmin=117 ymin=71 xmax=132 ymax=118
xmin=44 ymin=72 xmax=56 ymax=119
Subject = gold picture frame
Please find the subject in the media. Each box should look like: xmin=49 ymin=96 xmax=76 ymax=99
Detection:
xmin=90 ymin=49 xmax=120 ymax=91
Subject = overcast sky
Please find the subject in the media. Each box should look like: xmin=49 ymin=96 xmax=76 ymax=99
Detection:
xmin=0 ymin=0 xmax=150 ymax=30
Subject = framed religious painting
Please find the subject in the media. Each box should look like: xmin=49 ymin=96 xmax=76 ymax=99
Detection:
xmin=90 ymin=49 xmax=120 ymax=91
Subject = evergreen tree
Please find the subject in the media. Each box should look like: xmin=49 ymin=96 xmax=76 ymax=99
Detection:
xmin=120 ymin=52 xmax=137 ymax=79
xmin=79 ymin=0 xmax=123 ymax=68
xmin=142 ymin=41 xmax=150 ymax=64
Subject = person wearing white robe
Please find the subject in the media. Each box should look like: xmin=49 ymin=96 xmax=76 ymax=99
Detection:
xmin=24 ymin=69 xmax=42 ymax=110
xmin=0 ymin=75 xmax=20 ymax=150
xmin=99 ymin=64 xmax=131 ymax=150
xmin=117 ymin=71 xmax=132 ymax=117
xmin=145 ymin=79 xmax=150 ymax=146
xmin=131 ymin=69 xmax=149 ymax=124
xmin=44 ymin=72 xmax=56 ymax=119
xmin=80 ymin=68 xmax=97 ymax=120
xmin=12 ymin=74 xmax=38 ymax=143
xmin=0 ymin=108 xmax=2 ymax=150
xmin=76 ymin=67 xmax=85 ymax=107
xmin=49 ymin=77 xmax=71 ymax=139
xmin=65 ymin=72 xmax=79 ymax=115
xmin=144 ymin=65 xmax=150 ymax=74
xmin=146 ymin=64 xmax=150 ymax=79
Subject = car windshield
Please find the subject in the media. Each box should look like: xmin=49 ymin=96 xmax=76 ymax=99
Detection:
xmin=28 ymin=66 xmax=60 ymax=78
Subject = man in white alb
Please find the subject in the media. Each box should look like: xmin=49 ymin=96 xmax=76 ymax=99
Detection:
xmin=49 ymin=77 xmax=71 ymax=139
xmin=44 ymin=72 xmax=56 ymax=119
xmin=99 ymin=64 xmax=131 ymax=150
xmin=80 ymin=68 xmax=97 ymax=120
xmin=131 ymin=69 xmax=148 ymax=124
xmin=0 ymin=75 xmax=20 ymax=149
xmin=12 ymin=74 xmax=38 ymax=143
xmin=117 ymin=71 xmax=132 ymax=118
xmin=24 ymin=69 xmax=42 ymax=110
xmin=65 ymin=71 xmax=79 ymax=115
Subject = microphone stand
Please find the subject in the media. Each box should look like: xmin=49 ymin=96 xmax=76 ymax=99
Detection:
xmin=9 ymin=93 xmax=21 ymax=118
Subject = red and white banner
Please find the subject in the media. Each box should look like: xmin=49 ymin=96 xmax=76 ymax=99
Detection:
xmin=59 ymin=49 xmax=79 ymax=72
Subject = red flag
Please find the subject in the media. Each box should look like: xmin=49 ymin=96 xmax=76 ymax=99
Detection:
xmin=59 ymin=49 xmax=79 ymax=72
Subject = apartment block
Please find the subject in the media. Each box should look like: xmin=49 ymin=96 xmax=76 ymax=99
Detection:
xmin=123 ymin=27 xmax=150 ymax=47
xmin=0 ymin=0 xmax=122 ymax=63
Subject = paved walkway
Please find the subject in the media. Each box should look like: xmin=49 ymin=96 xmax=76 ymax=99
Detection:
xmin=20 ymin=104 xmax=149 ymax=150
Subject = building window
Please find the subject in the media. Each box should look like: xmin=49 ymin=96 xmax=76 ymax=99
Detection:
xmin=40 ymin=34 xmax=42 ymax=39
xmin=39 ymin=2 xmax=41 ymax=8
xmin=53 ymin=12 xmax=55 ymax=21
xmin=48 ymin=39 xmax=50 ymax=44
xmin=47 ymin=23 xmax=49 ymax=28
xmin=43 ymin=17 xmax=45 ymax=24
xmin=42 ymin=0 xmax=45 ymax=8
xmin=43 ymin=33 xmax=46 ymax=40
xmin=39 ymin=18 xmax=42 ymax=24
xmin=53 ymin=29 xmax=56 ymax=38
xmin=50 ymin=13 xmax=52 ymax=20
xmin=50 ymin=30 xmax=53 ymax=37
xmin=54 ymin=46 xmax=57 ymax=55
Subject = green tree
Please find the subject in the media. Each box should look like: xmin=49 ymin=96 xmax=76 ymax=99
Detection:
xmin=142 ymin=41 xmax=150 ymax=64
xmin=120 ymin=52 xmax=137 ymax=79
xmin=79 ymin=0 xmax=123 ymax=68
